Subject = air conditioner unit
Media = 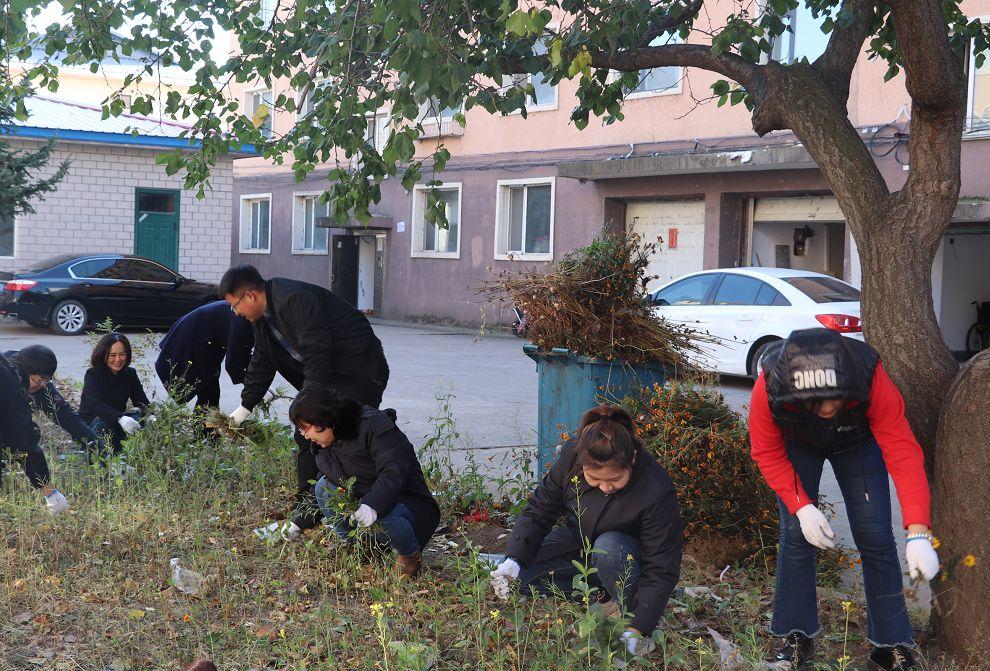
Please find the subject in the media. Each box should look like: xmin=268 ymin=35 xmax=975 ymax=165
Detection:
xmin=421 ymin=118 xmax=465 ymax=139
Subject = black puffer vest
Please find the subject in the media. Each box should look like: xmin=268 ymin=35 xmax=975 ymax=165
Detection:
xmin=762 ymin=328 xmax=880 ymax=455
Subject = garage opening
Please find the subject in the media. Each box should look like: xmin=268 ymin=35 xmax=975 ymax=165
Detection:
xmin=934 ymin=226 xmax=990 ymax=357
xmin=749 ymin=196 xmax=846 ymax=279
xmin=625 ymin=199 xmax=706 ymax=292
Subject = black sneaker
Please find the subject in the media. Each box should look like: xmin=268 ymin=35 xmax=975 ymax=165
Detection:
xmin=773 ymin=632 xmax=814 ymax=670
xmin=867 ymin=645 xmax=916 ymax=670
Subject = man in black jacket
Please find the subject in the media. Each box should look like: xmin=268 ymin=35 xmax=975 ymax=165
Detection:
xmin=0 ymin=351 xmax=70 ymax=515
xmin=219 ymin=265 xmax=390 ymax=537
xmin=6 ymin=346 xmax=107 ymax=462
xmin=155 ymin=300 xmax=254 ymax=408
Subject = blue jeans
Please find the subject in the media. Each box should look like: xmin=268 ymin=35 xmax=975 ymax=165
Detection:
xmin=314 ymin=476 xmax=421 ymax=557
xmin=89 ymin=416 xmax=126 ymax=454
xmin=773 ymin=439 xmax=915 ymax=647
xmin=517 ymin=527 xmax=641 ymax=612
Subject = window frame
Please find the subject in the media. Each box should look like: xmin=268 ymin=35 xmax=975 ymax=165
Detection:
xmin=609 ymin=34 xmax=684 ymax=100
xmin=295 ymin=78 xmax=331 ymax=122
xmin=239 ymin=192 xmax=273 ymax=255
xmin=410 ymin=182 xmax=463 ymax=259
xmin=291 ymin=190 xmax=330 ymax=255
xmin=967 ymin=26 xmax=990 ymax=134
xmin=0 ymin=211 xmax=15 ymax=259
xmin=494 ymin=177 xmax=555 ymax=262
xmin=258 ymin=0 xmax=276 ymax=25
xmin=364 ymin=111 xmax=391 ymax=153
xmin=503 ymin=25 xmax=559 ymax=114
xmin=244 ymin=85 xmax=274 ymax=140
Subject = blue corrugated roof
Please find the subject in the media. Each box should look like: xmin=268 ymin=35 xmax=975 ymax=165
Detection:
xmin=2 ymin=96 xmax=256 ymax=155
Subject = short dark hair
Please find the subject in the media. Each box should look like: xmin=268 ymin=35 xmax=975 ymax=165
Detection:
xmin=288 ymin=384 xmax=363 ymax=441
xmin=91 ymin=332 xmax=133 ymax=370
xmin=219 ymin=264 xmax=265 ymax=299
xmin=14 ymin=345 xmax=58 ymax=379
xmin=574 ymin=404 xmax=640 ymax=471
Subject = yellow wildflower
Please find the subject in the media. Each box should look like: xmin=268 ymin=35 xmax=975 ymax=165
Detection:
xmin=963 ymin=554 xmax=977 ymax=568
xmin=490 ymin=610 xmax=501 ymax=620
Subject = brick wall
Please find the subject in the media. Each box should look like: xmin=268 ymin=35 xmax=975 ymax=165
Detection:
xmin=1 ymin=139 xmax=233 ymax=283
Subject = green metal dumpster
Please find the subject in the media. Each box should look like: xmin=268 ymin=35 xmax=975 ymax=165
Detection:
xmin=524 ymin=344 xmax=666 ymax=476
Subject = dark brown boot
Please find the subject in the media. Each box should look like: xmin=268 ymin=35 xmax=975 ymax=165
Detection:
xmin=396 ymin=552 xmax=422 ymax=579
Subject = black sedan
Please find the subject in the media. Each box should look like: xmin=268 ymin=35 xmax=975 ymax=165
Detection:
xmin=0 ymin=254 xmax=219 ymax=335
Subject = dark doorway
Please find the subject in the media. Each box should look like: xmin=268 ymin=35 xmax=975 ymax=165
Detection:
xmin=331 ymin=235 xmax=359 ymax=307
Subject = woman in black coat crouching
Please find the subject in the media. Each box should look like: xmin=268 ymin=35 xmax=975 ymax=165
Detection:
xmin=490 ymin=404 xmax=683 ymax=657
xmin=288 ymin=384 xmax=440 ymax=578
xmin=79 ymin=333 xmax=152 ymax=454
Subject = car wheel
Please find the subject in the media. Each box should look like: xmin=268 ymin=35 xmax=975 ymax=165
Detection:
xmin=51 ymin=300 xmax=88 ymax=335
xmin=749 ymin=339 xmax=780 ymax=379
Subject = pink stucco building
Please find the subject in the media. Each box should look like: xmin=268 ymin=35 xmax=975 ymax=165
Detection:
xmin=230 ymin=1 xmax=990 ymax=353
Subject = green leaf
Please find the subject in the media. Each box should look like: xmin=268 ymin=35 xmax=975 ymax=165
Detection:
xmin=550 ymin=37 xmax=563 ymax=68
xmin=568 ymin=47 xmax=592 ymax=78
xmin=505 ymin=11 xmax=532 ymax=37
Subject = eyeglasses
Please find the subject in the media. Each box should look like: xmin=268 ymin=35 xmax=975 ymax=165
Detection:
xmin=230 ymin=292 xmax=248 ymax=314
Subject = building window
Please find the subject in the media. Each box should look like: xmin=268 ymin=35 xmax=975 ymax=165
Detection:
xmin=624 ymin=35 xmax=682 ymax=97
xmin=296 ymin=79 xmax=330 ymax=121
xmin=769 ymin=3 xmax=829 ymax=64
xmin=495 ymin=178 xmax=554 ymax=261
xmin=502 ymin=34 xmax=557 ymax=111
xmin=240 ymin=194 xmax=271 ymax=253
xmin=411 ymin=183 xmax=461 ymax=258
xmin=364 ymin=112 xmax=390 ymax=153
xmin=969 ymin=39 xmax=990 ymax=131
xmin=292 ymin=193 xmax=329 ymax=254
xmin=245 ymin=87 xmax=273 ymax=139
xmin=0 ymin=213 xmax=13 ymax=257
xmin=259 ymin=0 xmax=276 ymax=24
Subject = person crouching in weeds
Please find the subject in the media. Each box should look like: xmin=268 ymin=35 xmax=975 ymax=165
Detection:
xmin=288 ymin=385 xmax=440 ymax=578
xmin=490 ymin=405 xmax=683 ymax=657
xmin=750 ymin=328 xmax=938 ymax=671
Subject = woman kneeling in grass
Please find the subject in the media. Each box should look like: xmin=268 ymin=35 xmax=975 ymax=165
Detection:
xmin=288 ymin=384 xmax=440 ymax=578
xmin=490 ymin=404 xmax=683 ymax=656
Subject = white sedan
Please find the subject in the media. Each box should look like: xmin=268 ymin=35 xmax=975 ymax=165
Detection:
xmin=648 ymin=267 xmax=863 ymax=377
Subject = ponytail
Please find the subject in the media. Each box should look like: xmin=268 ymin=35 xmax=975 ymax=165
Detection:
xmin=574 ymin=404 xmax=639 ymax=470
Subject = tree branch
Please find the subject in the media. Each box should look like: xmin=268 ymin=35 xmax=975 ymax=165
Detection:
xmin=886 ymin=0 xmax=966 ymax=110
xmin=640 ymin=0 xmax=705 ymax=48
xmin=811 ymin=0 xmax=877 ymax=104
xmin=590 ymin=43 xmax=764 ymax=92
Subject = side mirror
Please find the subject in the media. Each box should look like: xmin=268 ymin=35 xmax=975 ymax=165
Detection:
xmin=173 ymin=275 xmax=186 ymax=287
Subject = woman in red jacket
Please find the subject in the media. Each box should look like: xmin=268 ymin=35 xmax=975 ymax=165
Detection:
xmin=750 ymin=328 xmax=937 ymax=671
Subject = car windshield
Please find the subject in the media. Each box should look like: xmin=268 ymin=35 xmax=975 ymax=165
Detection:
xmin=27 ymin=254 xmax=77 ymax=273
xmin=783 ymin=276 xmax=861 ymax=303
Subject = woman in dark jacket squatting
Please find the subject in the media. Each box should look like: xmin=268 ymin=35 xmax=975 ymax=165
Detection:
xmin=79 ymin=333 xmax=152 ymax=453
xmin=288 ymin=385 xmax=440 ymax=578
xmin=490 ymin=405 xmax=683 ymax=657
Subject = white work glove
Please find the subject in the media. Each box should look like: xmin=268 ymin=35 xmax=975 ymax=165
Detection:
xmin=44 ymin=489 xmax=69 ymax=516
xmin=145 ymin=414 xmax=157 ymax=425
xmin=118 ymin=415 xmax=141 ymax=435
xmin=350 ymin=504 xmax=378 ymax=528
xmin=905 ymin=538 xmax=940 ymax=581
xmin=795 ymin=504 xmax=836 ymax=550
xmin=621 ymin=630 xmax=657 ymax=656
xmin=262 ymin=390 xmax=277 ymax=404
xmin=490 ymin=557 xmax=521 ymax=600
xmin=229 ymin=405 xmax=251 ymax=427
xmin=252 ymin=521 xmax=301 ymax=542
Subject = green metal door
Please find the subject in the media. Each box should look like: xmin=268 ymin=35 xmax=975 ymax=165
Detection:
xmin=134 ymin=188 xmax=180 ymax=271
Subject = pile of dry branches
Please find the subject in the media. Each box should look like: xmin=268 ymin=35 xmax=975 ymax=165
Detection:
xmin=480 ymin=228 xmax=708 ymax=367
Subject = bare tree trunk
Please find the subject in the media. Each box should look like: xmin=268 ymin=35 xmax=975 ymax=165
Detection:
xmin=858 ymin=215 xmax=958 ymax=472
xmin=932 ymin=352 xmax=990 ymax=660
